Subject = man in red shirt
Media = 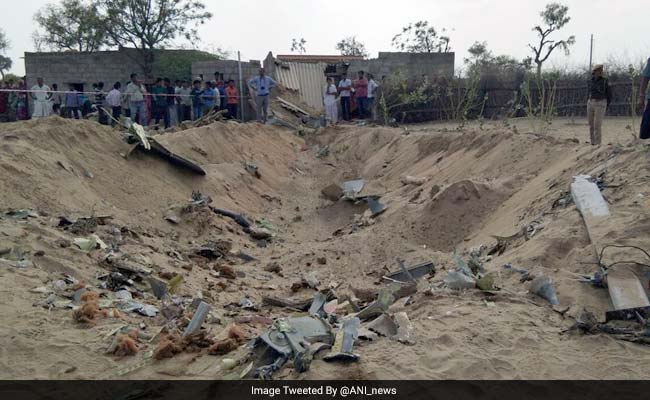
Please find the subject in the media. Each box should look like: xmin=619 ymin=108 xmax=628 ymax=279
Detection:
xmin=353 ymin=70 xmax=369 ymax=119
xmin=225 ymin=80 xmax=239 ymax=120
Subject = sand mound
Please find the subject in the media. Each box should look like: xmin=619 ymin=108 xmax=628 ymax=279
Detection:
xmin=413 ymin=179 xmax=511 ymax=251
xmin=0 ymin=116 xmax=301 ymax=225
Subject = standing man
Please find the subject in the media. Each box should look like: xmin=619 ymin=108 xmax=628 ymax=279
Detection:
xmin=248 ymin=68 xmax=277 ymax=123
xmin=106 ymin=82 xmax=123 ymax=126
xmin=30 ymin=77 xmax=51 ymax=118
xmin=191 ymin=80 xmax=204 ymax=120
xmin=125 ymin=73 xmax=147 ymax=125
xmin=64 ymin=84 xmax=81 ymax=119
xmin=225 ymin=79 xmax=239 ymax=119
xmin=353 ymin=71 xmax=369 ymax=119
xmin=638 ymin=57 xmax=650 ymax=140
xmin=367 ymin=74 xmax=379 ymax=121
xmin=164 ymin=78 xmax=176 ymax=126
xmin=177 ymin=80 xmax=192 ymax=122
xmin=95 ymin=82 xmax=108 ymax=125
xmin=587 ymin=64 xmax=611 ymax=146
xmin=201 ymin=81 xmax=218 ymax=116
xmin=174 ymin=80 xmax=182 ymax=123
xmin=214 ymin=72 xmax=226 ymax=110
xmin=51 ymin=83 xmax=63 ymax=116
xmin=151 ymin=78 xmax=169 ymax=129
xmin=338 ymin=73 xmax=352 ymax=121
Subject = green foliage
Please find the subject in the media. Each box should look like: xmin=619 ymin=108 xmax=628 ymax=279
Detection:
xmin=33 ymin=0 xmax=107 ymax=52
xmin=464 ymin=42 xmax=530 ymax=84
xmin=152 ymin=49 xmax=221 ymax=81
xmin=444 ymin=74 xmax=486 ymax=128
xmin=336 ymin=36 xmax=368 ymax=58
xmin=391 ymin=21 xmax=451 ymax=53
xmin=100 ymin=0 xmax=213 ymax=76
xmin=521 ymin=75 xmax=558 ymax=134
xmin=528 ymin=3 xmax=575 ymax=78
xmin=0 ymin=55 xmax=12 ymax=79
xmin=0 ymin=29 xmax=9 ymax=54
xmin=291 ymin=38 xmax=307 ymax=54
xmin=0 ymin=29 xmax=10 ymax=79
xmin=1 ymin=73 xmax=20 ymax=83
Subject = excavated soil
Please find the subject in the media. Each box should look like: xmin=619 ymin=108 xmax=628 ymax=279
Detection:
xmin=1 ymin=116 xmax=650 ymax=379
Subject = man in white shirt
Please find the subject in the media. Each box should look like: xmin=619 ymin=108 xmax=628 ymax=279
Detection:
xmin=337 ymin=73 xmax=352 ymax=121
xmin=31 ymin=77 xmax=51 ymax=118
xmin=106 ymin=82 xmax=123 ymax=126
xmin=367 ymin=74 xmax=380 ymax=121
xmin=176 ymin=80 xmax=192 ymax=122
xmin=124 ymin=73 xmax=147 ymax=125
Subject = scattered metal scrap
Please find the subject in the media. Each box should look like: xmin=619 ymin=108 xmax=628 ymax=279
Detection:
xmin=122 ymin=121 xmax=206 ymax=176
xmin=249 ymin=316 xmax=334 ymax=378
xmin=383 ymin=260 xmax=435 ymax=283
xmin=529 ymin=276 xmax=559 ymax=305
xmin=366 ymin=197 xmax=387 ymax=217
xmin=571 ymin=175 xmax=650 ymax=322
xmin=323 ymin=317 xmax=360 ymax=362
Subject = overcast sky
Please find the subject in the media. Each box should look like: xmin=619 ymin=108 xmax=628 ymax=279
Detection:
xmin=3 ymin=0 xmax=649 ymax=76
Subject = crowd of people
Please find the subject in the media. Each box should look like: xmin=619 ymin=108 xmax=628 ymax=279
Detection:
xmin=0 ymin=71 xmax=241 ymax=127
xmin=321 ymin=70 xmax=381 ymax=126
xmin=0 ymin=67 xmax=385 ymax=127
xmin=0 ymin=78 xmax=29 ymax=121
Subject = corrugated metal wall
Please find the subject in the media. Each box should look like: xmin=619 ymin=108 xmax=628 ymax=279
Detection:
xmin=274 ymin=62 xmax=327 ymax=112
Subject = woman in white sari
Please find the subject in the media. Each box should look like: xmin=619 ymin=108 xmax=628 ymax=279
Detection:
xmin=323 ymin=77 xmax=338 ymax=126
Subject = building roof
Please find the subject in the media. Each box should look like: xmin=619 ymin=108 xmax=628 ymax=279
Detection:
xmin=276 ymin=54 xmax=364 ymax=63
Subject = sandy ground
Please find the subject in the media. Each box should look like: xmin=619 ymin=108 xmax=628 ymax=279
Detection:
xmin=0 ymin=115 xmax=649 ymax=379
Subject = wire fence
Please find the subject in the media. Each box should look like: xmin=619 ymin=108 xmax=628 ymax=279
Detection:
xmin=385 ymin=76 xmax=642 ymax=124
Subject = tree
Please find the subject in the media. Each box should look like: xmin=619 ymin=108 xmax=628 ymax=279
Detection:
xmin=336 ymin=36 xmax=368 ymax=58
xmin=528 ymin=2 xmax=575 ymax=79
xmin=464 ymin=41 xmax=529 ymax=77
xmin=0 ymin=29 xmax=9 ymax=55
xmin=100 ymin=0 xmax=212 ymax=78
xmin=291 ymin=38 xmax=307 ymax=54
xmin=465 ymin=41 xmax=492 ymax=66
xmin=0 ymin=29 xmax=11 ymax=79
xmin=33 ymin=0 xmax=107 ymax=52
xmin=0 ymin=56 xmax=12 ymax=80
xmin=392 ymin=21 xmax=451 ymax=53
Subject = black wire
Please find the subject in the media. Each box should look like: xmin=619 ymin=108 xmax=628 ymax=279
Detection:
xmin=598 ymin=244 xmax=650 ymax=270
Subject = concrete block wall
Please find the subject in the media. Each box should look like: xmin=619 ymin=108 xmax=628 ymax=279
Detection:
xmin=347 ymin=52 xmax=455 ymax=80
xmin=24 ymin=49 xmax=145 ymax=91
xmin=191 ymin=59 xmax=261 ymax=84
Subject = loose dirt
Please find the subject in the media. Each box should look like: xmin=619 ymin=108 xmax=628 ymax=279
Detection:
xmin=0 ymin=116 xmax=649 ymax=379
